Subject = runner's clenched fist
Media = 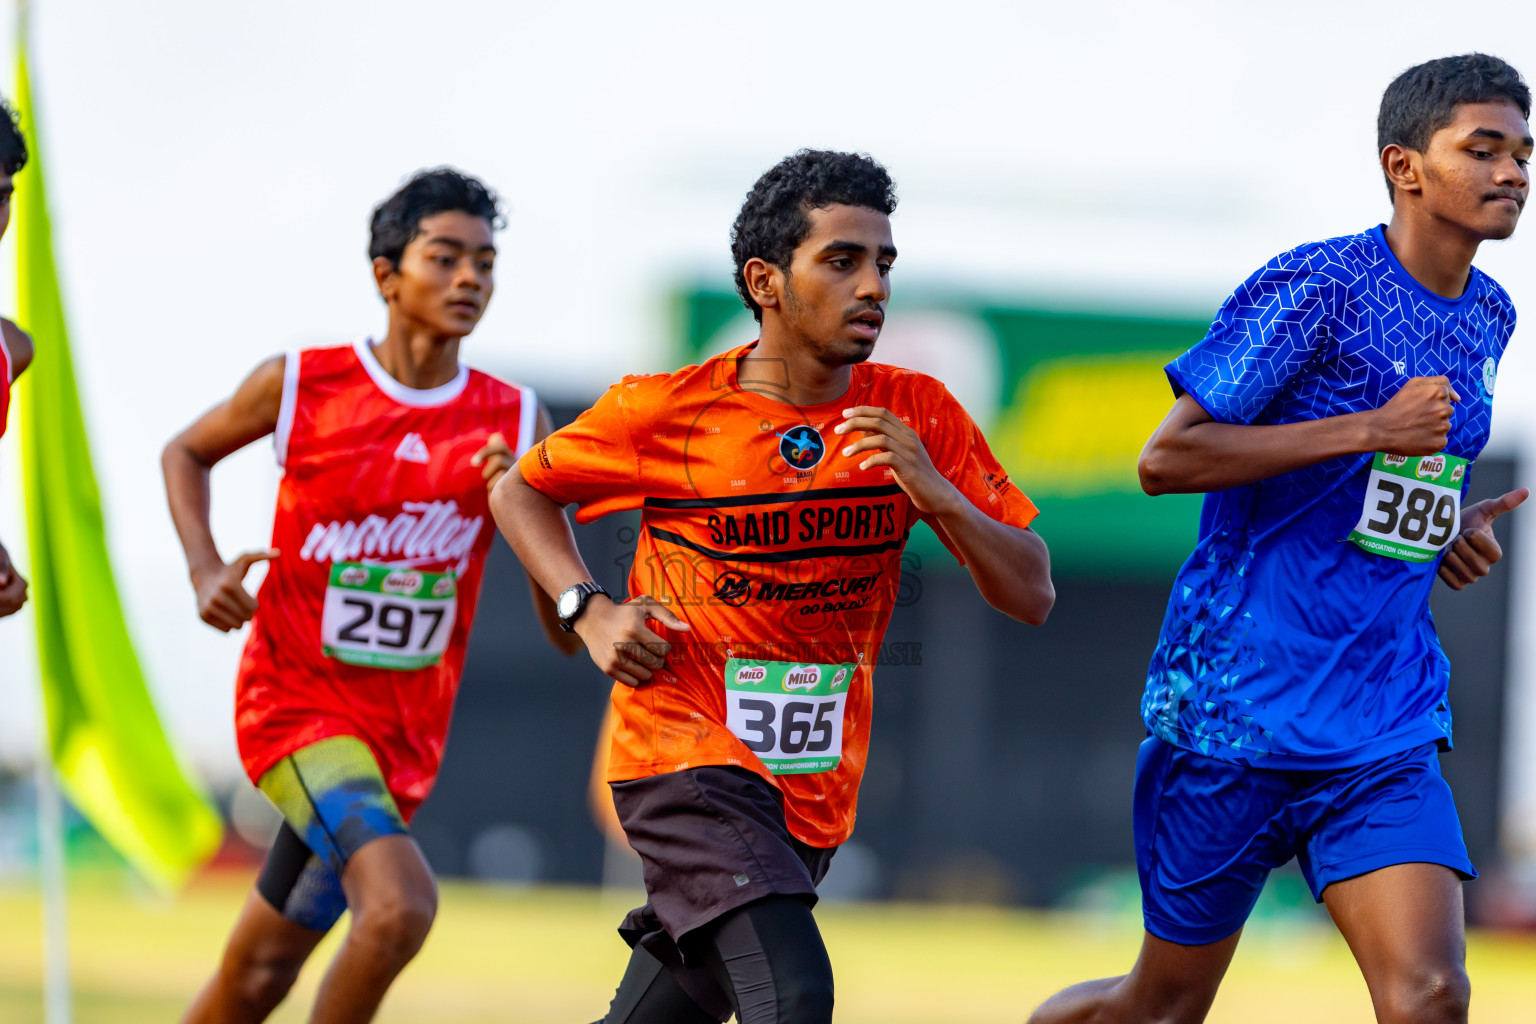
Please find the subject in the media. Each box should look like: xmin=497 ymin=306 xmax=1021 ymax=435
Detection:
xmin=1371 ymin=376 xmax=1459 ymax=456
xmin=471 ymin=431 xmax=516 ymax=491
xmin=0 ymin=540 xmax=27 ymax=618
xmin=574 ymin=593 xmax=691 ymax=688
xmin=834 ymin=406 xmax=958 ymax=515
xmin=192 ymin=549 xmax=278 ymax=632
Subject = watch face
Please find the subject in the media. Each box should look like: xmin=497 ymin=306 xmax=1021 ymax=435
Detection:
xmin=558 ymin=589 xmax=581 ymax=619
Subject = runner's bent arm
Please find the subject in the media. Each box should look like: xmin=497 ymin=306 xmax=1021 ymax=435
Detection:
xmin=836 ymin=406 xmax=1054 ymax=626
xmin=928 ymin=501 xmax=1053 ymax=626
xmin=1139 ymin=379 xmax=1458 ymax=495
xmin=490 ymin=467 xmax=689 ymax=688
xmin=471 ymin=404 xmax=583 ymax=656
xmin=1144 ymin=387 xmax=1528 ymax=591
xmin=162 ymin=356 xmax=285 ymax=631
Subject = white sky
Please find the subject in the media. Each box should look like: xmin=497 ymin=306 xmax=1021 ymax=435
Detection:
xmin=3 ymin=0 xmax=1536 ymax=843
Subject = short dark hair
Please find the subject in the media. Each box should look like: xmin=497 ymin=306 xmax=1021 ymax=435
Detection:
xmin=0 ymin=98 xmax=27 ymax=177
xmin=368 ymin=167 xmax=504 ymax=267
xmin=730 ymin=150 xmax=897 ymax=321
xmin=1378 ymin=53 xmax=1531 ymax=200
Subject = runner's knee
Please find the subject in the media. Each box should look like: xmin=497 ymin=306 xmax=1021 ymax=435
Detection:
xmin=224 ymin=945 xmax=305 ymax=1014
xmin=1378 ymin=964 xmax=1469 ymax=1024
xmin=706 ymin=896 xmax=833 ymax=1024
xmin=774 ymin=968 xmax=833 ymax=1024
xmin=350 ymin=886 xmax=437 ymax=962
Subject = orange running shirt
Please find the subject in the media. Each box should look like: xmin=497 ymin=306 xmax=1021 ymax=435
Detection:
xmin=236 ymin=339 xmax=536 ymax=818
xmin=519 ymin=343 xmax=1037 ymax=846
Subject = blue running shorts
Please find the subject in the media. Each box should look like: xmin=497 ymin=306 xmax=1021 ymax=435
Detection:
xmin=1134 ymin=735 xmax=1475 ymax=946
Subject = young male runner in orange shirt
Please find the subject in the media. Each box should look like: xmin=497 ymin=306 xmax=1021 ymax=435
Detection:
xmin=493 ymin=150 xmax=1055 ymax=1024
xmin=164 ymin=168 xmax=577 ymax=1024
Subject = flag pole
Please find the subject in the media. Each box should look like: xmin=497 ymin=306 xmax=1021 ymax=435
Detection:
xmin=35 ymin=735 xmax=72 ymax=1024
xmin=16 ymin=0 xmax=71 ymax=1019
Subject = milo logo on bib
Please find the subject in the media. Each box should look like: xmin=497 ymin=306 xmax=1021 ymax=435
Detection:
xmin=382 ymin=570 xmax=425 ymax=596
xmin=320 ymin=562 xmax=458 ymax=670
xmin=724 ymin=657 xmax=856 ymax=775
xmin=1415 ymin=454 xmax=1446 ymax=479
xmin=784 ymin=665 xmax=821 ymax=690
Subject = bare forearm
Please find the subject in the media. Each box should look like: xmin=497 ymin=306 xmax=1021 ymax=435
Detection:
xmin=931 ymin=498 xmax=1054 ymax=625
xmin=161 ymin=440 xmax=224 ymax=581
xmin=1140 ymin=410 xmax=1376 ymax=495
xmin=489 ymin=469 xmax=598 ymax=600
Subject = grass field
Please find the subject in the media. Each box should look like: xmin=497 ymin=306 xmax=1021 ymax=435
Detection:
xmin=1 ymin=871 xmax=1533 ymax=1023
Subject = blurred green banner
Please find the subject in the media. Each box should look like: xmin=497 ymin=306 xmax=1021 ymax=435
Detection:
xmin=677 ymin=289 xmax=1208 ymax=578
xmin=15 ymin=47 xmax=223 ymax=890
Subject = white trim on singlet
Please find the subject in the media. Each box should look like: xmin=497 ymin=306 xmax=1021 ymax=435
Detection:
xmin=515 ymin=385 xmax=538 ymax=457
xmin=273 ymin=349 xmax=300 ymax=470
xmin=353 ymin=336 xmax=469 ymax=407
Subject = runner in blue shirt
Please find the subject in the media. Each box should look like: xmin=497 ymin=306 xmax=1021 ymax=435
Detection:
xmin=1031 ymin=53 xmax=1530 ymax=1024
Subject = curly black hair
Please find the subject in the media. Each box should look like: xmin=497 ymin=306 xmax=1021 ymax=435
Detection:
xmin=0 ymin=98 xmax=27 ymax=177
xmin=1379 ymin=53 xmax=1530 ymax=200
xmin=368 ymin=167 xmax=504 ymax=268
xmin=730 ymin=150 xmax=897 ymax=322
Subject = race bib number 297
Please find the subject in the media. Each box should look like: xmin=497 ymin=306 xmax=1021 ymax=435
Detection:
xmin=1347 ymin=452 xmax=1467 ymax=563
xmin=321 ymin=563 xmax=458 ymax=670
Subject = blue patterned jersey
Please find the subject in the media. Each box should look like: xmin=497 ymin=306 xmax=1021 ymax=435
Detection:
xmin=1144 ymin=225 xmax=1515 ymax=769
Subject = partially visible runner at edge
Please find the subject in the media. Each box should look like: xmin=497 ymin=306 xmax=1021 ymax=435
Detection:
xmin=492 ymin=149 xmax=1055 ymax=1024
xmin=163 ymin=168 xmax=580 ymax=1024
xmin=0 ymin=98 xmax=33 ymax=620
xmin=1029 ymin=53 xmax=1531 ymax=1024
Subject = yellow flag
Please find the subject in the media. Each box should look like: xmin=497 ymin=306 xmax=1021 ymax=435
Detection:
xmin=14 ymin=43 xmax=222 ymax=891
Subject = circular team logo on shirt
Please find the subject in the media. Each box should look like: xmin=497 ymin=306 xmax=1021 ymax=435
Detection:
xmin=1483 ymin=357 xmax=1497 ymax=399
xmin=777 ymin=426 xmax=825 ymax=471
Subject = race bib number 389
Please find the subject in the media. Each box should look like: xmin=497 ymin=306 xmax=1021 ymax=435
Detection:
xmin=724 ymin=658 xmax=854 ymax=775
xmin=1348 ymin=452 xmax=1468 ymax=562
xmin=321 ymin=563 xmax=458 ymax=670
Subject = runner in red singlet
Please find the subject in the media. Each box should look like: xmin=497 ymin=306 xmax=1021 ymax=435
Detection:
xmin=0 ymin=97 xmax=31 ymax=620
xmin=163 ymin=169 xmax=578 ymax=1024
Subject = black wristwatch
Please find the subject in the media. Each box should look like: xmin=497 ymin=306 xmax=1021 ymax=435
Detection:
xmin=556 ymin=581 xmax=609 ymax=632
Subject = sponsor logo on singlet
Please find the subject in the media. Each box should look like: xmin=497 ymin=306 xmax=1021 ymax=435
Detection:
xmin=704 ymin=503 xmax=900 ymax=550
xmin=712 ymin=571 xmax=752 ymax=607
xmin=300 ymin=499 xmax=484 ymax=570
xmin=394 ymin=433 xmax=431 ymax=464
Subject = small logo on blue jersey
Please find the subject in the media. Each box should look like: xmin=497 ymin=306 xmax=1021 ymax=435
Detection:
xmin=1482 ymin=357 xmax=1498 ymax=400
xmin=777 ymin=426 xmax=824 ymax=470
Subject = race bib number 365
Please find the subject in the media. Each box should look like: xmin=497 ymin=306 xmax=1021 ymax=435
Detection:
xmin=321 ymin=563 xmax=458 ymax=670
xmin=724 ymin=658 xmax=854 ymax=775
xmin=1348 ymin=452 xmax=1467 ymax=562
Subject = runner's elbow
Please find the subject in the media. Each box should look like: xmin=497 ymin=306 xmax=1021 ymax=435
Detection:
xmin=160 ymin=436 xmax=191 ymax=480
xmin=1020 ymin=580 xmax=1054 ymax=626
xmin=991 ymin=577 xmax=1053 ymax=626
xmin=1138 ymin=440 xmax=1183 ymax=495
